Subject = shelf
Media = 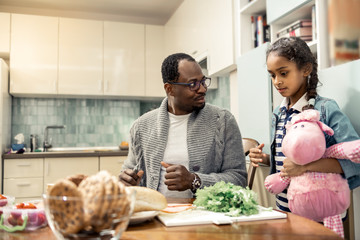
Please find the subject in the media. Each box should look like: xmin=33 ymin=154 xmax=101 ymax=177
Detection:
xmin=271 ymin=1 xmax=314 ymax=25
xmin=267 ymin=0 xmax=314 ymax=24
xmin=240 ymin=0 xmax=266 ymax=15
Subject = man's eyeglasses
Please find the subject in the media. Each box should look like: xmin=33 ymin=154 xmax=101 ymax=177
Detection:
xmin=168 ymin=77 xmax=211 ymax=91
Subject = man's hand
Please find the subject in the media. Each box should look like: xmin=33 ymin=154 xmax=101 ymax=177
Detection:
xmin=161 ymin=161 xmax=194 ymax=191
xmin=119 ymin=169 xmax=144 ymax=186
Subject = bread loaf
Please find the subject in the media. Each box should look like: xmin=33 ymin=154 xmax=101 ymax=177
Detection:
xmin=128 ymin=186 xmax=167 ymax=212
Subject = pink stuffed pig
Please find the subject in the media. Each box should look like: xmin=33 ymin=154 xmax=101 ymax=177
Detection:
xmin=264 ymin=109 xmax=360 ymax=237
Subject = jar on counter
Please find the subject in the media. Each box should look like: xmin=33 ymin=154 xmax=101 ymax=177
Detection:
xmin=30 ymin=134 xmax=37 ymax=152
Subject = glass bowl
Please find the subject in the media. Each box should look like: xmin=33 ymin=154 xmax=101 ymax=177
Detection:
xmin=43 ymin=188 xmax=135 ymax=240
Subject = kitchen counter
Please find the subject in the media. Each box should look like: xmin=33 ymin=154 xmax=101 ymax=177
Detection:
xmin=2 ymin=149 xmax=128 ymax=159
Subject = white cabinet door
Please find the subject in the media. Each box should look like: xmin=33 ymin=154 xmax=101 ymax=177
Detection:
xmin=43 ymin=157 xmax=99 ymax=191
xmin=0 ymin=12 xmax=10 ymax=58
xmin=10 ymin=14 xmax=58 ymax=95
xmin=164 ymin=0 xmax=235 ymax=76
xmin=207 ymin=0 xmax=235 ymax=75
xmin=145 ymin=25 xmax=166 ymax=98
xmin=164 ymin=0 xmax=208 ymax=57
xmin=3 ymin=158 xmax=44 ymax=199
xmin=4 ymin=158 xmax=43 ymax=178
xmin=4 ymin=178 xmax=44 ymax=198
xmin=58 ymin=18 xmax=103 ymax=96
xmin=99 ymin=156 xmax=126 ymax=177
xmin=104 ymin=21 xmax=145 ymax=96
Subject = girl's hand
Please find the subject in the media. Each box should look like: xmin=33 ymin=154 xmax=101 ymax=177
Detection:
xmin=249 ymin=143 xmax=267 ymax=167
xmin=280 ymin=158 xmax=306 ymax=177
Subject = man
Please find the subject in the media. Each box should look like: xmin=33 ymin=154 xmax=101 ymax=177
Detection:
xmin=119 ymin=53 xmax=247 ymax=198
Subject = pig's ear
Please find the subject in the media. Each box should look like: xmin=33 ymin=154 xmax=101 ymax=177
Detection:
xmin=316 ymin=121 xmax=334 ymax=136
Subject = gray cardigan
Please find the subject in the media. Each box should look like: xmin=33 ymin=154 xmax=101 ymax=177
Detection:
xmin=122 ymin=98 xmax=247 ymax=190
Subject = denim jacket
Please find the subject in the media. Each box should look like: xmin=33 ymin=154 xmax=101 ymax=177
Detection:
xmin=270 ymin=95 xmax=360 ymax=190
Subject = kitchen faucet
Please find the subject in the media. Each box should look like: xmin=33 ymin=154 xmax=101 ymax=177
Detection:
xmin=43 ymin=125 xmax=66 ymax=152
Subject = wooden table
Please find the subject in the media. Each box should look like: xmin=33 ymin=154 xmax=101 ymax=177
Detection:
xmin=0 ymin=198 xmax=342 ymax=240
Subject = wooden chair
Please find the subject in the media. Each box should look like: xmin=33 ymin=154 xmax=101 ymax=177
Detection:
xmin=242 ymin=138 xmax=260 ymax=190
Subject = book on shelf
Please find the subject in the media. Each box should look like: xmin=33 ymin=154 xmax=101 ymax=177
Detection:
xmin=276 ymin=19 xmax=313 ymax=42
xmin=311 ymin=5 xmax=317 ymax=41
xmin=252 ymin=14 xmax=270 ymax=48
xmin=251 ymin=16 xmax=256 ymax=48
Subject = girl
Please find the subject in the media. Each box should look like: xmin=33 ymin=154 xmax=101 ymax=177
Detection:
xmin=249 ymin=37 xmax=360 ymax=212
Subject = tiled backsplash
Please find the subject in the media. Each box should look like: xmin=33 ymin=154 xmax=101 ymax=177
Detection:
xmin=206 ymin=76 xmax=230 ymax=110
xmin=11 ymin=77 xmax=230 ymax=149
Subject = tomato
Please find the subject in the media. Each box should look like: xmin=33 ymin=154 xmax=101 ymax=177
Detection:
xmin=37 ymin=212 xmax=46 ymax=226
xmin=8 ymin=215 xmax=24 ymax=226
xmin=16 ymin=202 xmax=37 ymax=209
xmin=0 ymin=194 xmax=7 ymax=200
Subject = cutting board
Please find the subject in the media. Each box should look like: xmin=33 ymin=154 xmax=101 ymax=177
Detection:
xmin=157 ymin=206 xmax=287 ymax=227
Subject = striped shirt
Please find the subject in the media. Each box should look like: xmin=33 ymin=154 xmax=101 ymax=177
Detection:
xmin=275 ymin=106 xmax=300 ymax=212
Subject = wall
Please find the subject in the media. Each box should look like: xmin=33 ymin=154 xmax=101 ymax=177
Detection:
xmin=10 ymin=77 xmax=230 ymax=150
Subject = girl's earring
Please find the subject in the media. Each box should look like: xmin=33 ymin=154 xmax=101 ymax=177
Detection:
xmin=307 ymin=75 xmax=311 ymax=85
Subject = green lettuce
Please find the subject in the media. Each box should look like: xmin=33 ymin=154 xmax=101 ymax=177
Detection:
xmin=193 ymin=181 xmax=259 ymax=216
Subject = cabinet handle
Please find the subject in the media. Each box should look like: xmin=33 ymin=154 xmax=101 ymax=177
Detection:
xmin=17 ymin=183 xmax=31 ymax=187
xmin=17 ymin=163 xmax=31 ymax=167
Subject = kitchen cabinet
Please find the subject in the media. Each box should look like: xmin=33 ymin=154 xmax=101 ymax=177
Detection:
xmin=145 ymin=25 xmax=166 ymax=98
xmin=3 ymin=158 xmax=44 ymax=203
xmin=99 ymin=156 xmax=126 ymax=176
xmin=104 ymin=21 xmax=145 ymax=97
xmin=164 ymin=0 xmax=236 ymax=76
xmin=164 ymin=0 xmax=208 ymax=57
xmin=43 ymin=157 xmax=99 ymax=191
xmin=2 ymin=155 xmax=126 ymax=200
xmin=206 ymin=0 xmax=236 ymax=76
xmin=58 ymin=18 xmax=103 ymax=96
xmin=0 ymin=12 xmax=10 ymax=58
xmin=7 ymin=13 xmax=168 ymax=99
xmin=10 ymin=14 xmax=58 ymax=96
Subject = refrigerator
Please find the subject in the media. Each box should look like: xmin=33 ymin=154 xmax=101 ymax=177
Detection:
xmin=0 ymin=58 xmax=12 ymax=193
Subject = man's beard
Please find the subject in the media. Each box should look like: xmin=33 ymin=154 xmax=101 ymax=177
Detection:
xmin=193 ymin=102 xmax=206 ymax=113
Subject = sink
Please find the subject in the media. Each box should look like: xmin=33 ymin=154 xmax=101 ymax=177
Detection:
xmin=24 ymin=146 xmax=120 ymax=154
xmin=47 ymin=147 xmax=96 ymax=153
